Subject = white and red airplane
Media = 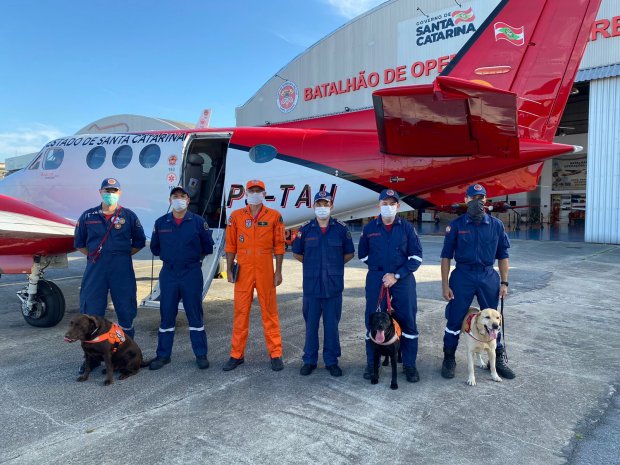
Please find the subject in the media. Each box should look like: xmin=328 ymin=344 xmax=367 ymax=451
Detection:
xmin=0 ymin=0 xmax=601 ymax=327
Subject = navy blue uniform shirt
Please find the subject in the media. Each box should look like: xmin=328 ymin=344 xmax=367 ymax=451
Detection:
xmin=292 ymin=218 xmax=355 ymax=298
xmin=440 ymin=213 xmax=510 ymax=265
xmin=358 ymin=216 xmax=423 ymax=276
xmin=150 ymin=211 xmax=214 ymax=264
xmin=74 ymin=205 xmax=146 ymax=255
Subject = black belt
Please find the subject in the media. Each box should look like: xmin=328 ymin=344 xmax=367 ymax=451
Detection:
xmin=163 ymin=261 xmax=202 ymax=270
xmin=456 ymin=264 xmax=493 ymax=271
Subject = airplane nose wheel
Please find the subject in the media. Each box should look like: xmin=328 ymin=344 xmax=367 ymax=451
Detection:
xmin=18 ymin=280 xmax=65 ymax=327
xmin=16 ymin=258 xmax=66 ymax=327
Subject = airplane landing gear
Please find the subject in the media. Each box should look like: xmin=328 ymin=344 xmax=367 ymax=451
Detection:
xmin=16 ymin=257 xmax=66 ymax=327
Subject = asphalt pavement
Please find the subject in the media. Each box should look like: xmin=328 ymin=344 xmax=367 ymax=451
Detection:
xmin=1 ymin=235 xmax=619 ymax=465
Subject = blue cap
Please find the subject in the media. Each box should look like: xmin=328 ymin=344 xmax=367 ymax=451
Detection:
xmin=170 ymin=186 xmax=189 ymax=196
xmin=314 ymin=191 xmax=333 ymax=203
xmin=379 ymin=189 xmax=400 ymax=201
xmin=101 ymin=178 xmax=121 ymax=190
xmin=466 ymin=183 xmax=486 ymax=197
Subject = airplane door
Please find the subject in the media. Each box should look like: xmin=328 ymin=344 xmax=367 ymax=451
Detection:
xmin=141 ymin=133 xmax=231 ymax=310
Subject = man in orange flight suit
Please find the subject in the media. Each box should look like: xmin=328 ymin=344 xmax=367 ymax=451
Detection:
xmin=223 ymin=179 xmax=286 ymax=372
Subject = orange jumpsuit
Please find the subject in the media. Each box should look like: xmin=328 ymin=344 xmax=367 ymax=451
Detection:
xmin=225 ymin=205 xmax=286 ymax=359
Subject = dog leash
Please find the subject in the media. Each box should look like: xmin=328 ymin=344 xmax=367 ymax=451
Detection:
xmin=376 ymin=286 xmax=393 ymax=316
xmin=501 ymin=296 xmax=508 ymax=361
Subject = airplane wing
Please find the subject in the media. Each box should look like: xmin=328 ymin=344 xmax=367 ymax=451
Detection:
xmin=0 ymin=195 xmax=75 ymax=274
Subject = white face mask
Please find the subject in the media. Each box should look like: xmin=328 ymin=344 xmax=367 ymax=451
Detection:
xmin=171 ymin=198 xmax=187 ymax=212
xmin=246 ymin=192 xmax=264 ymax=205
xmin=314 ymin=207 xmax=331 ymax=220
xmin=380 ymin=205 xmax=398 ymax=218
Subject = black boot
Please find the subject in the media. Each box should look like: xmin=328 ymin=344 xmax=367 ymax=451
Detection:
xmin=404 ymin=366 xmax=420 ymax=383
xmin=493 ymin=347 xmax=515 ymax=379
xmin=441 ymin=347 xmax=456 ymax=379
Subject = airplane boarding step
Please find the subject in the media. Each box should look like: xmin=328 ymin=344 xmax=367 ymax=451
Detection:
xmin=140 ymin=228 xmax=225 ymax=310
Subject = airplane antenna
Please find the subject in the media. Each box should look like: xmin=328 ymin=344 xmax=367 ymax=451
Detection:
xmin=274 ymin=74 xmax=287 ymax=81
xmin=454 ymin=0 xmax=462 ymax=7
xmin=416 ymin=7 xmax=429 ymax=17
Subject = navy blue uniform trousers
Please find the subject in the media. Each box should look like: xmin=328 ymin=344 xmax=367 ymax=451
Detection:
xmin=80 ymin=253 xmax=137 ymax=338
xmin=365 ymin=271 xmax=418 ymax=368
xmin=156 ymin=263 xmax=208 ymax=358
xmin=302 ymin=295 xmax=342 ymax=366
xmin=443 ymin=266 xmax=504 ymax=349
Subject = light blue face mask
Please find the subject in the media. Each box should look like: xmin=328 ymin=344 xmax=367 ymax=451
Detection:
xmin=101 ymin=192 xmax=119 ymax=206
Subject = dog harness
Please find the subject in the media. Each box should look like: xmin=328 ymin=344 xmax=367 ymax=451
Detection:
xmin=369 ymin=287 xmax=402 ymax=346
xmin=464 ymin=312 xmax=496 ymax=343
xmin=83 ymin=322 xmax=127 ymax=353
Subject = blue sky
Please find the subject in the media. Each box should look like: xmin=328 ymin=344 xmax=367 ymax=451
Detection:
xmin=0 ymin=0 xmax=384 ymax=161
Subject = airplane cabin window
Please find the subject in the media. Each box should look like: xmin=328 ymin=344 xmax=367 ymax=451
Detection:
xmin=112 ymin=145 xmax=133 ymax=169
xmin=86 ymin=146 xmax=106 ymax=169
xmin=249 ymin=144 xmax=277 ymax=163
xmin=42 ymin=148 xmax=64 ymax=170
xmin=139 ymin=144 xmax=161 ymax=168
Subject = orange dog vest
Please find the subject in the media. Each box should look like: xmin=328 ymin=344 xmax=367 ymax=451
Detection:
xmin=84 ymin=323 xmax=126 ymax=352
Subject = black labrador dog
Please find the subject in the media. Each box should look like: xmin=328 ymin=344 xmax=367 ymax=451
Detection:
xmin=64 ymin=314 xmax=146 ymax=386
xmin=369 ymin=311 xmax=401 ymax=390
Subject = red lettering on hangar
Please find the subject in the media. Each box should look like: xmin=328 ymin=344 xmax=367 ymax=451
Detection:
xmin=590 ymin=16 xmax=620 ymax=41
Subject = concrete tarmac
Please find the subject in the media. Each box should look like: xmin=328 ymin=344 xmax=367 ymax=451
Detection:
xmin=1 ymin=236 xmax=619 ymax=465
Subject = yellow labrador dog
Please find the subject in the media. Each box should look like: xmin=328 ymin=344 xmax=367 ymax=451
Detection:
xmin=461 ymin=307 xmax=502 ymax=386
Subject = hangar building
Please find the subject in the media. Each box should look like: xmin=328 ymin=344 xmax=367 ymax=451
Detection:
xmin=236 ymin=0 xmax=620 ymax=244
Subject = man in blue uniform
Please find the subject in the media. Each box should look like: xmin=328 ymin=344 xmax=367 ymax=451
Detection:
xmin=148 ymin=186 xmax=214 ymax=370
xmin=440 ymin=183 xmax=515 ymax=380
xmin=292 ymin=191 xmax=355 ymax=377
xmin=358 ymin=189 xmax=423 ymax=383
xmin=74 ymin=178 xmax=146 ymax=373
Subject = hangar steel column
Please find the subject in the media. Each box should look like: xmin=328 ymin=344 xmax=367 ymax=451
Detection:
xmin=585 ymin=76 xmax=620 ymax=244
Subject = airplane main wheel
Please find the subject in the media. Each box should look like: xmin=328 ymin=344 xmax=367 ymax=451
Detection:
xmin=23 ymin=280 xmax=66 ymax=328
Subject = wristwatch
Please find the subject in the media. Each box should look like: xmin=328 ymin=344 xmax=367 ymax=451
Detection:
xmin=501 ymin=281 xmax=509 ymax=286
xmin=394 ymin=273 xmax=401 ymax=280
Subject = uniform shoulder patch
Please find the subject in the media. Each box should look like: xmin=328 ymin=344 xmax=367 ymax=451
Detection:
xmin=227 ymin=216 xmax=233 ymax=226
xmin=299 ymin=220 xmax=311 ymax=228
xmin=335 ymin=219 xmax=348 ymax=227
xmin=204 ymin=222 xmax=209 ymax=230
xmin=136 ymin=219 xmax=142 ymax=228
xmin=445 ymin=225 xmax=451 ymax=233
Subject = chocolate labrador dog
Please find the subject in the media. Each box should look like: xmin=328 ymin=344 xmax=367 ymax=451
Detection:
xmin=368 ymin=311 xmax=401 ymax=390
xmin=64 ymin=314 xmax=145 ymax=385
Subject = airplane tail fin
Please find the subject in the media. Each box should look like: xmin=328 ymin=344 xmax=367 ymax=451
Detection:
xmin=196 ymin=109 xmax=212 ymax=129
xmin=441 ymin=0 xmax=601 ymax=142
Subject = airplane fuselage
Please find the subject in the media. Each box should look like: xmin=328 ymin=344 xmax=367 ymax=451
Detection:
xmin=0 ymin=124 xmax=576 ymax=237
